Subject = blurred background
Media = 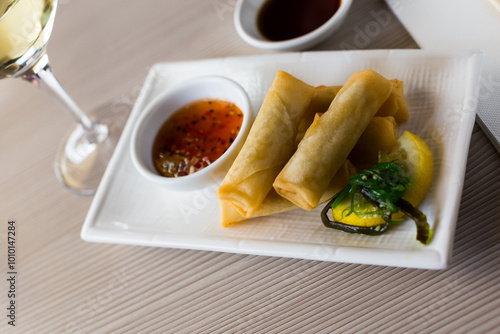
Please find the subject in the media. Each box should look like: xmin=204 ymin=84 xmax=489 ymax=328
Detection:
xmin=4 ymin=1 xmax=500 ymax=333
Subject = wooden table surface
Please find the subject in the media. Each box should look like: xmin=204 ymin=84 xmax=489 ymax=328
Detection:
xmin=1 ymin=0 xmax=500 ymax=333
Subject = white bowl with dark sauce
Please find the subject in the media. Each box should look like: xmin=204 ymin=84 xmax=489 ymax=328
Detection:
xmin=234 ymin=0 xmax=353 ymax=51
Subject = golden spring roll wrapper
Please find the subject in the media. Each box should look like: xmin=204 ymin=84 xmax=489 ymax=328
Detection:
xmin=298 ymin=82 xmax=403 ymax=145
xmin=376 ymin=79 xmax=408 ymax=123
xmin=220 ymin=160 xmax=356 ymax=226
xmin=297 ymin=85 xmax=342 ymax=137
xmin=273 ymin=69 xmax=393 ymax=211
xmin=220 ymin=114 xmax=353 ymax=226
xmin=216 ymin=71 xmax=315 ymax=217
xmin=348 ymin=116 xmax=399 ymax=169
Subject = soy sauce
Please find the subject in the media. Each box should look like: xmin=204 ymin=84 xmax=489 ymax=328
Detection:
xmin=258 ymin=0 xmax=341 ymax=41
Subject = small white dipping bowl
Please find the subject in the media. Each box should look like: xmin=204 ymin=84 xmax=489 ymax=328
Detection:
xmin=234 ymin=0 xmax=353 ymax=51
xmin=130 ymin=76 xmax=252 ymax=191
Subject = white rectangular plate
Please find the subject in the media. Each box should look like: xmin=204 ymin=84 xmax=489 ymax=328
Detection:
xmin=81 ymin=50 xmax=482 ymax=269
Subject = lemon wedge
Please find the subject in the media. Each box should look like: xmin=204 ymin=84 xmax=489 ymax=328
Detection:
xmin=330 ymin=131 xmax=433 ymax=228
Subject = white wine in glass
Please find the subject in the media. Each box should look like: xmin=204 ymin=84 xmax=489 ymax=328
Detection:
xmin=0 ymin=0 xmax=54 ymax=76
xmin=1 ymin=0 xmax=130 ymax=195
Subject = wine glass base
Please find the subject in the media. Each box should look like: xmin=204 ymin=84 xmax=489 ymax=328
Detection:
xmin=54 ymin=102 xmax=131 ymax=195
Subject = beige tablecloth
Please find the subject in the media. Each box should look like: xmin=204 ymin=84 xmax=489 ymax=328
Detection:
xmin=1 ymin=0 xmax=499 ymax=333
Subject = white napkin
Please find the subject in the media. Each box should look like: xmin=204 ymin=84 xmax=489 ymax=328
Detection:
xmin=386 ymin=0 xmax=500 ymax=151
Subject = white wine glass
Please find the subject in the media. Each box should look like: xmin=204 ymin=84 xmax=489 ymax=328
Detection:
xmin=0 ymin=0 xmax=130 ymax=195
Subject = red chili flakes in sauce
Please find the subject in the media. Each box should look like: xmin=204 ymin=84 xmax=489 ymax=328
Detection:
xmin=152 ymin=99 xmax=244 ymax=177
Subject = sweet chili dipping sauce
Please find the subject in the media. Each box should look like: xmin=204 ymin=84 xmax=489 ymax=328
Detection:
xmin=258 ymin=0 xmax=341 ymax=41
xmin=152 ymin=99 xmax=244 ymax=177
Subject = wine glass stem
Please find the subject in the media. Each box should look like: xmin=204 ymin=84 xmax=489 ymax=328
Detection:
xmin=21 ymin=53 xmax=108 ymax=144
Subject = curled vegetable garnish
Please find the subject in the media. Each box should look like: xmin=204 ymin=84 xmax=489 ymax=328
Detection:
xmin=321 ymin=161 xmax=432 ymax=245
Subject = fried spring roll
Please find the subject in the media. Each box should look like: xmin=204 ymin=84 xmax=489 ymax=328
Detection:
xmin=375 ymin=79 xmax=408 ymax=123
xmin=348 ymin=116 xmax=399 ymax=169
xmin=273 ymin=69 xmax=393 ymax=211
xmin=216 ymin=71 xmax=315 ymax=217
xmin=297 ymin=85 xmax=342 ymax=138
xmin=220 ymin=160 xmax=356 ymax=226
